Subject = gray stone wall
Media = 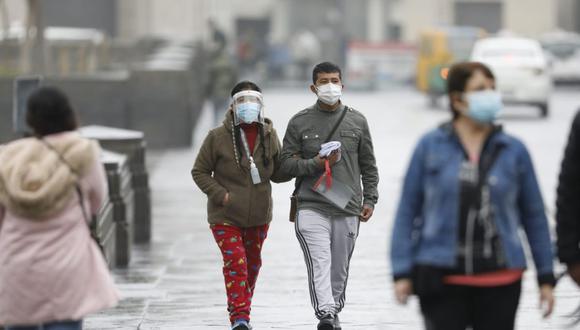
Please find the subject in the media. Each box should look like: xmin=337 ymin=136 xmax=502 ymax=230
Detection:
xmin=0 ymin=67 xmax=205 ymax=149
xmin=42 ymin=0 xmax=118 ymax=37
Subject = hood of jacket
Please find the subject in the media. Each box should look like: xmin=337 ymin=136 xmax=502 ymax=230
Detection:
xmin=0 ymin=132 xmax=99 ymax=219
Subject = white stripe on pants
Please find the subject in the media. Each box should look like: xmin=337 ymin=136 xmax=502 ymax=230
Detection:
xmin=295 ymin=209 xmax=359 ymax=319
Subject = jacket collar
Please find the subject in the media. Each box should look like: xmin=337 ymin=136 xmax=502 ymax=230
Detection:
xmin=314 ymin=100 xmax=345 ymax=113
xmin=437 ymin=121 xmax=510 ymax=146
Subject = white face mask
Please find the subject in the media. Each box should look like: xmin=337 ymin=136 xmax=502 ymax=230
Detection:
xmin=316 ymin=83 xmax=342 ymax=105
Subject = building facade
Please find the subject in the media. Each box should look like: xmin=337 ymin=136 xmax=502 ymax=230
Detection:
xmin=395 ymin=0 xmax=560 ymax=42
xmin=3 ymin=0 xmax=571 ymax=44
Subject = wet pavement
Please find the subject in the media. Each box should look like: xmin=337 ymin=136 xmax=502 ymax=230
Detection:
xmin=86 ymin=87 xmax=580 ymax=329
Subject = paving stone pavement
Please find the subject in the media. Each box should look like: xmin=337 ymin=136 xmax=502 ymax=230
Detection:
xmin=86 ymin=87 xmax=580 ymax=329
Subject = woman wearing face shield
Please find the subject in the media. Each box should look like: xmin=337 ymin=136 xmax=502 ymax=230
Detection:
xmin=390 ymin=62 xmax=555 ymax=330
xmin=191 ymin=81 xmax=290 ymax=330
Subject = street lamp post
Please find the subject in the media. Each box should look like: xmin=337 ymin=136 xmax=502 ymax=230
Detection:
xmin=21 ymin=0 xmax=46 ymax=74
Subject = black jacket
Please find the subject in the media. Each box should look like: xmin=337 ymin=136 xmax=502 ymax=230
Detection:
xmin=557 ymin=110 xmax=580 ymax=264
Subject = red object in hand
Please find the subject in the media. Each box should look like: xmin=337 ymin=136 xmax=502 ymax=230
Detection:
xmin=313 ymin=159 xmax=333 ymax=190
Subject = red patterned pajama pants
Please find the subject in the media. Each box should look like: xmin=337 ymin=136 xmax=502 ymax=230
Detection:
xmin=211 ymin=223 xmax=269 ymax=324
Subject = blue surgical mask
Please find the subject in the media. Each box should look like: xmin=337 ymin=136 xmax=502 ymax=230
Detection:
xmin=235 ymin=102 xmax=261 ymax=124
xmin=465 ymin=90 xmax=502 ymax=124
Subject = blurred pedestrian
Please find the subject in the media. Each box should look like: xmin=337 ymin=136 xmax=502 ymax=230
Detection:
xmin=208 ymin=19 xmax=226 ymax=49
xmin=390 ymin=62 xmax=555 ymax=330
xmin=191 ymin=81 xmax=290 ymax=330
xmin=556 ymin=110 xmax=580 ymax=284
xmin=279 ymin=62 xmax=379 ymax=330
xmin=290 ymin=30 xmax=322 ymax=82
xmin=0 ymin=87 xmax=119 ymax=330
xmin=206 ymin=20 xmax=237 ymax=126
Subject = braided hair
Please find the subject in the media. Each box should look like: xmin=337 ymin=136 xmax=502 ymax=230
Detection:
xmin=230 ymin=81 xmax=269 ymax=168
xmin=231 ymin=119 xmax=243 ymax=168
xmin=258 ymin=124 xmax=269 ymax=167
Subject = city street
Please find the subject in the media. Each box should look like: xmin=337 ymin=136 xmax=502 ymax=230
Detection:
xmin=87 ymin=86 xmax=580 ymax=329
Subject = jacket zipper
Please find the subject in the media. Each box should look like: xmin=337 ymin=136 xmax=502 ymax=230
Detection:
xmin=243 ymin=128 xmax=270 ymax=226
xmin=480 ymin=186 xmax=493 ymax=259
xmin=455 ymin=129 xmax=497 ymax=276
xmin=248 ymin=177 xmax=254 ymax=226
xmin=247 ymin=133 xmax=261 ymax=226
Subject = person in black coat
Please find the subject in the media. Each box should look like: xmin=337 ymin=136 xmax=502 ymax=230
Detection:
xmin=557 ymin=110 xmax=580 ymax=285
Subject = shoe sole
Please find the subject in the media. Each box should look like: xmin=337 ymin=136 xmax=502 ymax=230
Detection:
xmin=232 ymin=325 xmax=249 ymax=330
xmin=317 ymin=324 xmax=334 ymax=330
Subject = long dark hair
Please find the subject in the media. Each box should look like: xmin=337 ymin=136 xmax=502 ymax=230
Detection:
xmin=230 ymin=81 xmax=269 ymax=168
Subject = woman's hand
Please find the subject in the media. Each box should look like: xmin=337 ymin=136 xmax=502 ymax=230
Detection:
xmin=568 ymin=263 xmax=580 ymax=286
xmin=539 ymin=284 xmax=555 ymax=318
xmin=394 ymin=279 xmax=413 ymax=305
xmin=222 ymin=192 xmax=230 ymax=206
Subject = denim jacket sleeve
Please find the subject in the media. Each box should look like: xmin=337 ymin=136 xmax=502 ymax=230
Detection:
xmin=390 ymin=137 xmax=426 ymax=280
xmin=517 ymin=143 xmax=556 ymax=286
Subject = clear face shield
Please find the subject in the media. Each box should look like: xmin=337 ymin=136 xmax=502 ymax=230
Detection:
xmin=232 ymin=90 xmax=265 ymax=125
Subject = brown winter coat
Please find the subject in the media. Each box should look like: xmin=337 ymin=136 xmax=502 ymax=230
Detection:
xmin=191 ymin=110 xmax=290 ymax=228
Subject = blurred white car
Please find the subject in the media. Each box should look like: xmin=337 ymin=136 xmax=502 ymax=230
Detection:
xmin=540 ymin=31 xmax=580 ymax=83
xmin=471 ymin=37 xmax=552 ymax=117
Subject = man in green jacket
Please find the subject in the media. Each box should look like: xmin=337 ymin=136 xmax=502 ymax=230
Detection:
xmin=280 ymin=62 xmax=379 ymax=330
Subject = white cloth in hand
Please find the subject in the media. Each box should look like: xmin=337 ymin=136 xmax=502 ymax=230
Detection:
xmin=319 ymin=141 xmax=341 ymax=158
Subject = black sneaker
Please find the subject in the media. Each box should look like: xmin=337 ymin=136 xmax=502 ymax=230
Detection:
xmin=317 ymin=315 xmax=335 ymax=330
xmin=334 ymin=315 xmax=341 ymax=330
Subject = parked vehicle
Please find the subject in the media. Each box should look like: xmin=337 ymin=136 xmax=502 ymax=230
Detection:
xmin=416 ymin=26 xmax=485 ymax=106
xmin=540 ymin=31 xmax=580 ymax=84
xmin=471 ymin=37 xmax=552 ymax=117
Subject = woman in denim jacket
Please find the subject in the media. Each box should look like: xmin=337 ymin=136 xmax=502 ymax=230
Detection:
xmin=390 ymin=62 xmax=555 ymax=330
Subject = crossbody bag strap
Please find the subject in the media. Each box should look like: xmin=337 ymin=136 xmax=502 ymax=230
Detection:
xmin=38 ymin=138 xmax=90 ymax=223
xmin=292 ymin=106 xmax=349 ymax=195
xmin=477 ymin=144 xmax=504 ymax=191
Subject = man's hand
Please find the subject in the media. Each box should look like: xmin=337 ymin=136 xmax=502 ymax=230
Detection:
xmin=539 ymin=284 xmax=555 ymax=318
xmin=314 ymin=149 xmax=341 ymax=168
xmin=359 ymin=204 xmax=374 ymax=222
xmin=327 ymin=149 xmax=341 ymax=166
xmin=394 ymin=279 xmax=413 ymax=305
xmin=568 ymin=262 xmax=580 ymax=286
xmin=222 ymin=192 xmax=230 ymax=206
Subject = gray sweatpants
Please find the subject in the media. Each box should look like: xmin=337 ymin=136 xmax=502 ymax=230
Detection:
xmin=295 ymin=209 xmax=360 ymax=319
